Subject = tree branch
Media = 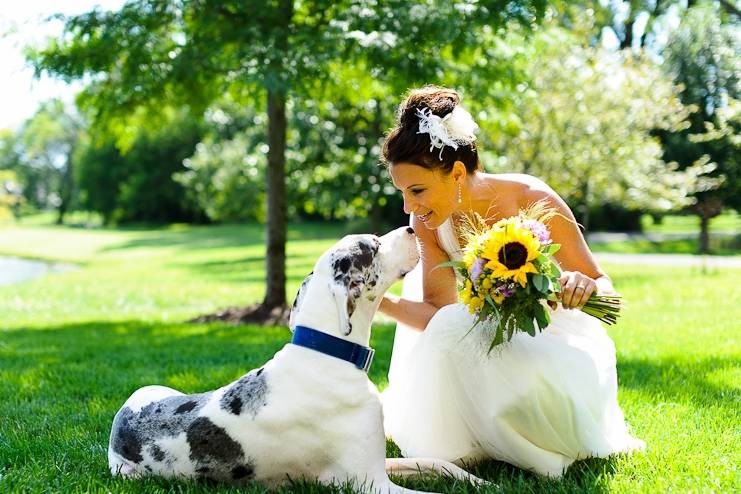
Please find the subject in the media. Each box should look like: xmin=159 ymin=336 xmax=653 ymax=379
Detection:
xmin=718 ymin=0 xmax=741 ymax=20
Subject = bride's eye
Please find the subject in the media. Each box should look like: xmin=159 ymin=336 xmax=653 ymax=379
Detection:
xmin=411 ymin=189 xmax=424 ymax=195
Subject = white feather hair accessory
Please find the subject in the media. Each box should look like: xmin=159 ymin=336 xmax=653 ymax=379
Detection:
xmin=416 ymin=106 xmax=478 ymax=160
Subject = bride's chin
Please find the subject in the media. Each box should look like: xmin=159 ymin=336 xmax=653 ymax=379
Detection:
xmin=416 ymin=210 xmax=451 ymax=230
xmin=423 ymin=217 xmax=444 ymax=230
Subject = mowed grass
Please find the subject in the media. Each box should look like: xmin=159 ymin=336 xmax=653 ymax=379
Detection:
xmin=641 ymin=211 xmax=740 ymax=234
xmin=589 ymin=236 xmax=741 ymax=256
xmin=591 ymin=211 xmax=741 ymax=255
xmin=0 ymin=221 xmax=739 ymax=493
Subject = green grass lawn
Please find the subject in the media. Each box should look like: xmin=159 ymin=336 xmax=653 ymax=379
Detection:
xmin=1 ymin=221 xmax=739 ymax=493
xmin=641 ymin=211 xmax=740 ymax=234
xmin=589 ymin=211 xmax=741 ymax=255
xmin=589 ymin=236 xmax=741 ymax=256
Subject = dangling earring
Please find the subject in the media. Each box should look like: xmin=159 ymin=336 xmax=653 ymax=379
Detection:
xmin=457 ymin=182 xmax=462 ymax=204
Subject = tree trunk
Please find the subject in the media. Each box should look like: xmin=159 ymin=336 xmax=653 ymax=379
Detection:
xmin=698 ymin=214 xmax=710 ymax=254
xmin=620 ymin=18 xmax=635 ymax=50
xmin=56 ymin=151 xmax=74 ymax=225
xmin=693 ymin=197 xmax=723 ymax=255
xmin=370 ymin=200 xmax=383 ymax=234
xmin=639 ymin=0 xmax=663 ymax=48
xmin=719 ymin=0 xmax=741 ymax=20
xmin=263 ymin=88 xmax=288 ymax=309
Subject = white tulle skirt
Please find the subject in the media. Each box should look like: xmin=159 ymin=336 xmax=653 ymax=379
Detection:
xmin=382 ymin=267 xmax=644 ymax=477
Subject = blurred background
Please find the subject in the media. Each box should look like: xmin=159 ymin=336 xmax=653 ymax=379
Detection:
xmin=0 ymin=4 xmax=739 ymax=492
xmin=1 ymin=0 xmax=737 ymax=239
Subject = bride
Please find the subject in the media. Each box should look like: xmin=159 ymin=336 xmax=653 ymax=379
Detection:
xmin=378 ymin=86 xmax=644 ymax=477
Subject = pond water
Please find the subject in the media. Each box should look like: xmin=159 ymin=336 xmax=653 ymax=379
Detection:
xmin=0 ymin=256 xmax=76 ymax=286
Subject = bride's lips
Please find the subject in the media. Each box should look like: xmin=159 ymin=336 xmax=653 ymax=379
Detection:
xmin=417 ymin=211 xmax=432 ymax=222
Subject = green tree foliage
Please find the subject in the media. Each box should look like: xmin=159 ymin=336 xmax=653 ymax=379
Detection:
xmin=73 ymin=138 xmax=124 ymax=225
xmin=487 ymin=24 xmax=710 ymax=231
xmin=174 ymin=100 xmax=268 ymax=223
xmin=0 ymin=131 xmax=32 ymax=210
xmin=30 ymin=0 xmax=546 ymax=315
xmin=176 ymin=88 xmax=408 ymax=230
xmin=18 ymin=100 xmax=82 ymax=224
xmin=559 ymin=0 xmax=739 ymax=52
xmin=285 ymin=74 xmax=407 ymax=232
xmin=75 ymin=108 xmax=205 ymax=224
xmin=660 ymin=3 xmax=740 ymax=252
xmin=0 ymin=170 xmax=24 ymax=220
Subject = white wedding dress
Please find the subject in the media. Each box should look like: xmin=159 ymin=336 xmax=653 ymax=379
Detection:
xmin=382 ymin=218 xmax=644 ymax=477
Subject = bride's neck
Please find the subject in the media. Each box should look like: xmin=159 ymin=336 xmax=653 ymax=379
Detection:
xmin=456 ymin=173 xmax=499 ymax=222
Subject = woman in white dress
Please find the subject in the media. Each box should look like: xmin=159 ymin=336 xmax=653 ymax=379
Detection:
xmin=378 ymin=86 xmax=644 ymax=477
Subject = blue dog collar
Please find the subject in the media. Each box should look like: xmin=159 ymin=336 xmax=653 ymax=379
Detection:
xmin=291 ymin=325 xmax=375 ymax=373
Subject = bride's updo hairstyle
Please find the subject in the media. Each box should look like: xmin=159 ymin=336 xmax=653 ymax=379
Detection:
xmin=382 ymin=85 xmax=480 ymax=175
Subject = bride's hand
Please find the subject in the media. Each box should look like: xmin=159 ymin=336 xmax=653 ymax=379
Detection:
xmin=558 ymin=271 xmax=596 ymax=310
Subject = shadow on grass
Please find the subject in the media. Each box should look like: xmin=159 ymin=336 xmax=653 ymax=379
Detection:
xmin=99 ymin=224 xmax=266 ymax=253
xmin=98 ymin=222 xmax=348 ymax=255
xmin=618 ymin=355 xmax=740 ymax=406
xmin=0 ymin=320 xmax=658 ymax=493
xmin=177 ymin=255 xmax=317 ymax=285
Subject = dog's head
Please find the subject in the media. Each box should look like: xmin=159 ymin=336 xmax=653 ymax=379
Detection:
xmin=290 ymin=226 xmax=419 ymax=337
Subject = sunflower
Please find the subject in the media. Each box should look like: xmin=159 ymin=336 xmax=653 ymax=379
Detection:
xmin=462 ymin=228 xmax=491 ymax=270
xmin=482 ymin=219 xmax=540 ymax=287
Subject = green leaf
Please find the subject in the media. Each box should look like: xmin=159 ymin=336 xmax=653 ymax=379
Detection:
xmin=533 ymin=302 xmax=550 ymax=330
xmin=532 ymin=274 xmax=549 ymax=293
xmin=544 ymin=243 xmax=561 ymax=256
xmin=489 ymin=323 xmax=505 ymax=353
xmin=433 ymin=260 xmax=466 ymax=271
xmin=521 ymin=314 xmax=536 ymax=336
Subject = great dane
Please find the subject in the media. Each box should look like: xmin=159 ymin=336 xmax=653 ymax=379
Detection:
xmin=108 ymin=226 xmax=485 ymax=492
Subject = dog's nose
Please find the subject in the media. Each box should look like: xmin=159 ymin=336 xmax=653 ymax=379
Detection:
xmin=406 ymin=227 xmax=415 ymax=235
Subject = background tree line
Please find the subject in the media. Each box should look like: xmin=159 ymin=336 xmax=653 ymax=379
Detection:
xmin=0 ymin=0 xmax=737 ymax=320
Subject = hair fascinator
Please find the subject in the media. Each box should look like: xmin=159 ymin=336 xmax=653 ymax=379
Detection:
xmin=416 ymin=106 xmax=478 ymax=160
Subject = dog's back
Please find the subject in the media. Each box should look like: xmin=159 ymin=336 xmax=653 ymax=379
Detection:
xmin=108 ymin=365 xmax=267 ymax=484
xmin=108 ymin=346 xmax=383 ymax=486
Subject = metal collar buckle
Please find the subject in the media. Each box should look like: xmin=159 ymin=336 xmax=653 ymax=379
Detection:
xmin=360 ymin=348 xmax=375 ymax=372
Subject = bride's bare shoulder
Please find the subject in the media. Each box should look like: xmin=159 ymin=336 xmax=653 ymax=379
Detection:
xmin=478 ymin=172 xmax=552 ymax=204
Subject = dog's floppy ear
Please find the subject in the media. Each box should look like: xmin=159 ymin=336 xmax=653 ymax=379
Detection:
xmin=329 ymin=237 xmax=380 ymax=335
xmin=289 ymin=271 xmax=313 ymax=331
xmin=329 ymin=277 xmax=363 ymax=336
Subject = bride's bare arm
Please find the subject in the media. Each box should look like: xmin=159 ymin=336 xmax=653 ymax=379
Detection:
xmin=523 ymin=178 xmax=615 ymax=309
xmin=378 ymin=215 xmax=458 ymax=331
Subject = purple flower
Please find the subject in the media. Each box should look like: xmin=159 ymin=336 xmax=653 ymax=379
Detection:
xmin=494 ymin=281 xmax=517 ymax=299
xmin=524 ymin=219 xmax=551 ymax=245
xmin=470 ymin=257 xmax=486 ymax=287
xmin=501 ymin=284 xmax=516 ymax=298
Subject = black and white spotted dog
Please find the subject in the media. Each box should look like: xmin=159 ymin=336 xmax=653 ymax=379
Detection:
xmin=108 ymin=227 xmax=484 ymax=493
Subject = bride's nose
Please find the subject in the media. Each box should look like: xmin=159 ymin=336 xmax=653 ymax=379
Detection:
xmin=402 ymin=193 xmax=415 ymax=215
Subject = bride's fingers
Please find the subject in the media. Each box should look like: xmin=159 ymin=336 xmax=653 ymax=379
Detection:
xmin=560 ymin=273 xmax=595 ymax=309
xmin=573 ymin=281 xmax=595 ymax=309
xmin=559 ymin=273 xmax=578 ymax=308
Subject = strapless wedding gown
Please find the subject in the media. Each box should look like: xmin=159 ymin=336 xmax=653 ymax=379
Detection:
xmin=382 ymin=219 xmax=644 ymax=477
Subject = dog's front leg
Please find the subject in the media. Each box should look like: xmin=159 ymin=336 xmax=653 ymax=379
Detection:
xmin=385 ymin=458 xmax=490 ymax=487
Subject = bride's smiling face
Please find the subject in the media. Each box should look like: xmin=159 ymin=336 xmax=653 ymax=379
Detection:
xmin=390 ymin=162 xmax=458 ymax=230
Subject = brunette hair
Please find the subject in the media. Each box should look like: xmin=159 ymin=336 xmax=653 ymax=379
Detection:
xmin=382 ymin=85 xmax=480 ymax=174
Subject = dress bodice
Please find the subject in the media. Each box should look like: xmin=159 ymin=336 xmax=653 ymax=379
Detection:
xmin=436 ymin=218 xmax=463 ymax=262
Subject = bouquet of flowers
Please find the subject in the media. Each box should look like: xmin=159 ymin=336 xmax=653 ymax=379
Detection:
xmin=440 ymin=204 xmax=621 ymax=352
